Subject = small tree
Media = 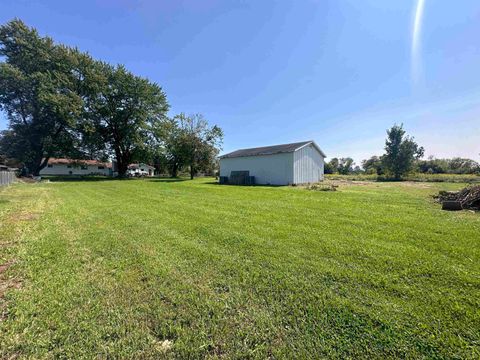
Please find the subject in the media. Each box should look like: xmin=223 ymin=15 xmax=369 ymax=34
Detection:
xmin=337 ymin=157 xmax=354 ymax=175
xmin=325 ymin=158 xmax=339 ymax=174
xmin=159 ymin=114 xmax=223 ymax=179
xmin=175 ymin=114 xmax=223 ymax=180
xmin=325 ymin=157 xmax=354 ymax=174
xmin=362 ymin=155 xmax=384 ymax=175
xmin=382 ymin=124 xmax=424 ymax=179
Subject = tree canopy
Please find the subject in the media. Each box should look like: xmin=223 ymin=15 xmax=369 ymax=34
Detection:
xmin=0 ymin=19 xmax=85 ymax=175
xmin=325 ymin=157 xmax=355 ymax=175
xmin=154 ymin=113 xmax=223 ymax=178
xmin=0 ymin=19 xmax=222 ymax=178
xmin=82 ymin=63 xmax=169 ymax=177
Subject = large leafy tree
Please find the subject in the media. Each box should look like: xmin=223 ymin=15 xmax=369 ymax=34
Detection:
xmin=83 ymin=63 xmax=169 ymax=177
xmin=382 ymin=124 xmax=424 ymax=179
xmin=0 ymin=19 xmax=85 ymax=175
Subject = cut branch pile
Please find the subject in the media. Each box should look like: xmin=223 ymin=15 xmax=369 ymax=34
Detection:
xmin=435 ymin=185 xmax=480 ymax=211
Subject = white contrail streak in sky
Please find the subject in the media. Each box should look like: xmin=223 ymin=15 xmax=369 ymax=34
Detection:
xmin=412 ymin=0 xmax=426 ymax=86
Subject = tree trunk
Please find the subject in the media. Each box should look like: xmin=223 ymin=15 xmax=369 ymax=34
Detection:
xmin=33 ymin=156 xmax=50 ymax=176
xmin=190 ymin=165 xmax=194 ymax=180
xmin=115 ymin=148 xmax=130 ymax=178
xmin=117 ymin=161 xmax=128 ymax=178
xmin=171 ymin=163 xmax=178 ymax=178
xmin=31 ymin=155 xmax=49 ymax=176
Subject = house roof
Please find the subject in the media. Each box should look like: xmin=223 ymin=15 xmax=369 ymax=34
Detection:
xmin=47 ymin=158 xmax=111 ymax=168
xmin=128 ymin=163 xmax=155 ymax=170
xmin=219 ymin=140 xmax=326 ymax=159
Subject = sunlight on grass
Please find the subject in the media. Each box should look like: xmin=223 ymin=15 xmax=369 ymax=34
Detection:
xmin=0 ymin=178 xmax=479 ymax=358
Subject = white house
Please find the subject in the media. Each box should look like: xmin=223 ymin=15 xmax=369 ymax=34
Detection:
xmin=219 ymin=140 xmax=326 ymax=185
xmin=39 ymin=158 xmax=112 ymax=176
xmin=127 ymin=163 xmax=155 ymax=177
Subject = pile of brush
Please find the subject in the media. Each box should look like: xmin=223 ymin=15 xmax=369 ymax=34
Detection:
xmin=435 ymin=185 xmax=480 ymax=211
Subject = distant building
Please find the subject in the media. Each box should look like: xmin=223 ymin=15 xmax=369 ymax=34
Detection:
xmin=127 ymin=163 xmax=155 ymax=177
xmin=219 ymin=140 xmax=326 ymax=185
xmin=39 ymin=158 xmax=112 ymax=176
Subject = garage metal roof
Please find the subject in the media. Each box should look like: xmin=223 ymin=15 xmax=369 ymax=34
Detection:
xmin=219 ymin=140 xmax=326 ymax=159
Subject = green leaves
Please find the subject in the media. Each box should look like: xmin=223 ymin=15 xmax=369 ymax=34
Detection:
xmin=82 ymin=63 xmax=169 ymax=177
xmin=0 ymin=19 xmax=87 ymax=174
xmin=0 ymin=20 xmax=171 ymax=176
xmin=0 ymin=19 xmax=222 ymax=179
xmin=155 ymin=113 xmax=223 ymax=178
xmin=382 ymin=124 xmax=424 ymax=180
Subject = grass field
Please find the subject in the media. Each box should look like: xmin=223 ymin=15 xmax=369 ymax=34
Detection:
xmin=1 ymin=178 xmax=479 ymax=358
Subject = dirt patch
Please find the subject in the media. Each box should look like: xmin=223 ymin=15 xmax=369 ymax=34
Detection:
xmin=0 ymin=261 xmax=21 ymax=301
xmin=324 ymin=179 xmax=434 ymax=188
xmin=0 ymin=242 xmax=15 ymax=248
xmin=322 ymin=179 xmax=379 ymax=188
xmin=8 ymin=212 xmax=40 ymax=222
xmin=16 ymin=177 xmax=37 ymax=184
xmin=396 ymin=181 xmax=433 ymax=188
xmin=0 ymin=261 xmax=14 ymax=275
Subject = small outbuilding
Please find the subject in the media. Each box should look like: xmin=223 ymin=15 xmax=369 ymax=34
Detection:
xmin=219 ymin=140 xmax=326 ymax=185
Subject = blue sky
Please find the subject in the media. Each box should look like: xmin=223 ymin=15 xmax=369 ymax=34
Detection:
xmin=1 ymin=0 xmax=479 ymax=163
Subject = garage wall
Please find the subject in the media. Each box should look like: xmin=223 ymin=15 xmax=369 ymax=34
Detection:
xmin=293 ymin=144 xmax=324 ymax=184
xmin=220 ymin=153 xmax=294 ymax=185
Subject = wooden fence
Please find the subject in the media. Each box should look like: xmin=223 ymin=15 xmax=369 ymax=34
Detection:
xmin=0 ymin=170 xmax=16 ymax=186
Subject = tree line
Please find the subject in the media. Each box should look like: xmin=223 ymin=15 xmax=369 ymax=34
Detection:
xmin=325 ymin=124 xmax=479 ymax=179
xmin=0 ymin=19 xmax=223 ymax=178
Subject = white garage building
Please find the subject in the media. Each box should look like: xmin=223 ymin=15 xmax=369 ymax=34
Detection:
xmin=219 ymin=140 xmax=326 ymax=185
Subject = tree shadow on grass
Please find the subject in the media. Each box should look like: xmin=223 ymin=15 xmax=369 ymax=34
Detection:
xmin=148 ymin=178 xmax=189 ymax=183
xmin=44 ymin=176 xmax=191 ymax=183
xmin=202 ymin=181 xmax=285 ymax=188
xmin=44 ymin=176 xmax=119 ymax=182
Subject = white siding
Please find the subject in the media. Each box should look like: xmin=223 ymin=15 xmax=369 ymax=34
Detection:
xmin=220 ymin=152 xmax=294 ymax=185
xmin=40 ymin=164 xmax=111 ymax=176
xmin=293 ymin=144 xmax=324 ymax=184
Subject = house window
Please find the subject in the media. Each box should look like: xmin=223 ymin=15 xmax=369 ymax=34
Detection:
xmin=98 ymin=166 xmax=105 ymax=170
xmin=47 ymin=164 xmax=53 ymax=168
xmin=81 ymin=165 xmax=88 ymax=170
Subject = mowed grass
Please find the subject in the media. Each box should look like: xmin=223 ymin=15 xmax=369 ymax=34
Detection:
xmin=0 ymin=178 xmax=479 ymax=358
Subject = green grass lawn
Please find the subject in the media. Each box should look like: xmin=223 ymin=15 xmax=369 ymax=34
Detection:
xmin=1 ymin=178 xmax=479 ymax=358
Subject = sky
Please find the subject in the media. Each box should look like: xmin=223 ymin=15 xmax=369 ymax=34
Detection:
xmin=1 ymin=0 xmax=479 ymax=164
